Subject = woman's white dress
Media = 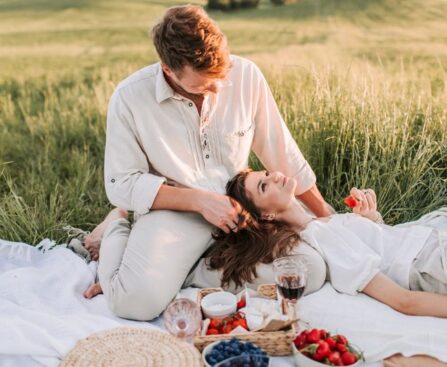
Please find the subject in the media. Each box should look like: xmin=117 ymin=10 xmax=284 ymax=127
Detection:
xmin=300 ymin=209 xmax=447 ymax=295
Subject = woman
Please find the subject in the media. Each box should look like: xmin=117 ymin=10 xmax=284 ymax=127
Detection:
xmin=203 ymin=169 xmax=447 ymax=318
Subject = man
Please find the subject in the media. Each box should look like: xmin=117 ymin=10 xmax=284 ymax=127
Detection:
xmin=87 ymin=4 xmax=332 ymax=320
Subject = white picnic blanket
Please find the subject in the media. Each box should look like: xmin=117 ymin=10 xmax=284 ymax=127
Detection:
xmin=1 ymin=234 xmax=445 ymax=366
xmin=0 ymin=238 xmax=300 ymax=367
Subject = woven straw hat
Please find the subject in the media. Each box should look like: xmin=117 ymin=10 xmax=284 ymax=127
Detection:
xmin=60 ymin=327 xmax=202 ymax=367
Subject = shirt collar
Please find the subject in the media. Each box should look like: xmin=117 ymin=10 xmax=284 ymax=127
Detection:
xmin=154 ymin=62 xmax=233 ymax=104
xmin=155 ymin=63 xmax=175 ymax=104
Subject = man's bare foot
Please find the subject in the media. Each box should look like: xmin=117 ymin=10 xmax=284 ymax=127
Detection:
xmin=83 ymin=282 xmax=103 ymax=299
xmin=85 ymin=208 xmax=128 ymax=261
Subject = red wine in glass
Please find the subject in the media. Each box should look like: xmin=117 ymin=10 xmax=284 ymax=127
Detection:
xmin=276 ymin=275 xmax=305 ymax=301
xmin=273 ymin=256 xmax=308 ymax=322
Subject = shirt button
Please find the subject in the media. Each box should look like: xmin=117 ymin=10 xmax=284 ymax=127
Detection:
xmin=111 ymin=179 xmax=115 ymax=183
xmin=188 ymin=102 xmax=193 ymax=107
xmin=205 ymin=154 xmax=209 ymax=159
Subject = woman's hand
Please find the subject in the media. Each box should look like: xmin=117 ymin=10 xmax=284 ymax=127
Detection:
xmin=349 ymin=187 xmax=382 ymax=223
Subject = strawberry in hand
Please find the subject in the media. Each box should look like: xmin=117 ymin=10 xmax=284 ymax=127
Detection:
xmin=343 ymin=196 xmax=357 ymax=208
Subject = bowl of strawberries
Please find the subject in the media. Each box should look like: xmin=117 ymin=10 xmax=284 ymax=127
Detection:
xmin=292 ymin=328 xmax=363 ymax=367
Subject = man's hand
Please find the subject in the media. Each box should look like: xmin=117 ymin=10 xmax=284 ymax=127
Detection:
xmin=195 ymin=190 xmax=240 ymax=233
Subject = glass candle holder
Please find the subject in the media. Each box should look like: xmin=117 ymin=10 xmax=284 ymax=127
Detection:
xmin=163 ymin=298 xmax=202 ymax=342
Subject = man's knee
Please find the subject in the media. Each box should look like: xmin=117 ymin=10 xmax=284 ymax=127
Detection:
xmin=104 ymin=278 xmax=177 ymax=321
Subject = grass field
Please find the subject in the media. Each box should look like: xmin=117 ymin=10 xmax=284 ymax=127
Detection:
xmin=0 ymin=0 xmax=446 ymax=244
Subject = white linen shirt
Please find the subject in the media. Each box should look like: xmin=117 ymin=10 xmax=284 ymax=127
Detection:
xmin=104 ymin=55 xmax=316 ymax=215
xmin=300 ymin=214 xmax=433 ymax=295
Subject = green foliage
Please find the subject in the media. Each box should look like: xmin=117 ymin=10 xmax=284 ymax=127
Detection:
xmin=270 ymin=0 xmax=296 ymax=5
xmin=207 ymin=0 xmax=260 ymax=10
xmin=0 ymin=0 xmax=446 ymax=244
xmin=208 ymin=0 xmax=232 ymax=10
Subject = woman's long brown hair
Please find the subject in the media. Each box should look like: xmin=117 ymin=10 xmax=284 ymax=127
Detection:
xmin=205 ymin=169 xmax=299 ymax=288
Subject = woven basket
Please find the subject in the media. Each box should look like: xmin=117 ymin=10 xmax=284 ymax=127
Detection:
xmin=61 ymin=327 xmax=202 ymax=367
xmin=193 ymin=284 xmax=295 ymax=356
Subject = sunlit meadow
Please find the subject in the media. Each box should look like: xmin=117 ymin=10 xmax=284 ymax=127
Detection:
xmin=0 ymin=0 xmax=446 ymax=243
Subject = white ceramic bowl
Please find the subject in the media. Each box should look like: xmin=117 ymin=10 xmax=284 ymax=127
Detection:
xmin=201 ymin=291 xmax=237 ymax=319
xmin=292 ymin=343 xmax=363 ymax=367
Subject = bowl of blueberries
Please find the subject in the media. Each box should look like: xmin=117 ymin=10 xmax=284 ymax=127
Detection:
xmin=202 ymin=338 xmax=270 ymax=367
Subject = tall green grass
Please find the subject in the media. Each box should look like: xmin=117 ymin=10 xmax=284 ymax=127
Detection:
xmin=0 ymin=0 xmax=446 ymax=244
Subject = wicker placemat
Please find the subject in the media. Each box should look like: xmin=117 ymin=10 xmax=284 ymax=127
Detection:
xmin=60 ymin=327 xmax=202 ymax=367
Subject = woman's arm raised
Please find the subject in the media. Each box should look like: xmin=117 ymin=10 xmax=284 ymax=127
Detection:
xmin=362 ymin=272 xmax=447 ymax=318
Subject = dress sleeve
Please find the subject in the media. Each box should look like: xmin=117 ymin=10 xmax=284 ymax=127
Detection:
xmin=250 ymin=64 xmax=316 ymax=195
xmin=104 ymin=89 xmax=166 ymax=215
xmin=301 ymin=222 xmax=382 ymax=295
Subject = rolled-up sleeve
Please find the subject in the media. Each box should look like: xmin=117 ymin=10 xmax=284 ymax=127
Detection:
xmin=250 ymin=65 xmax=316 ymax=195
xmin=104 ymin=89 xmax=166 ymax=215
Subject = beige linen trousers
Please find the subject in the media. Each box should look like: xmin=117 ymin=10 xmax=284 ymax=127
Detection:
xmin=98 ymin=216 xmax=326 ymax=321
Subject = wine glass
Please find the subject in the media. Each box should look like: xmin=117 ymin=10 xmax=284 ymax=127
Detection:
xmin=163 ymin=298 xmax=202 ymax=342
xmin=273 ymin=255 xmax=308 ymax=322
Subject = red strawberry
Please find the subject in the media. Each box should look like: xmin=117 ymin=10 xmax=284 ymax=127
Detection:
xmin=222 ymin=325 xmax=233 ymax=334
xmin=325 ymin=337 xmax=337 ymax=350
xmin=209 ymin=318 xmax=221 ymax=329
xmin=294 ymin=334 xmax=308 ymax=348
xmin=328 ymin=351 xmax=341 ymax=365
xmin=336 ymin=334 xmax=348 ymax=345
xmin=314 ymin=340 xmax=331 ymax=361
xmin=301 ymin=330 xmax=310 ymax=337
xmin=341 ymin=351 xmax=358 ymax=365
xmin=306 ymin=329 xmax=321 ymax=343
xmin=343 ymin=196 xmax=357 ymax=208
xmin=319 ymin=329 xmax=329 ymax=339
xmin=233 ymin=318 xmax=248 ymax=329
xmin=337 ymin=343 xmax=347 ymax=353
xmin=237 ymin=297 xmax=246 ymax=309
xmin=206 ymin=328 xmax=219 ymax=335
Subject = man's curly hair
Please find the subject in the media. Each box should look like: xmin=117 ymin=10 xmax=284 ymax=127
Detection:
xmin=151 ymin=5 xmax=231 ymax=78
